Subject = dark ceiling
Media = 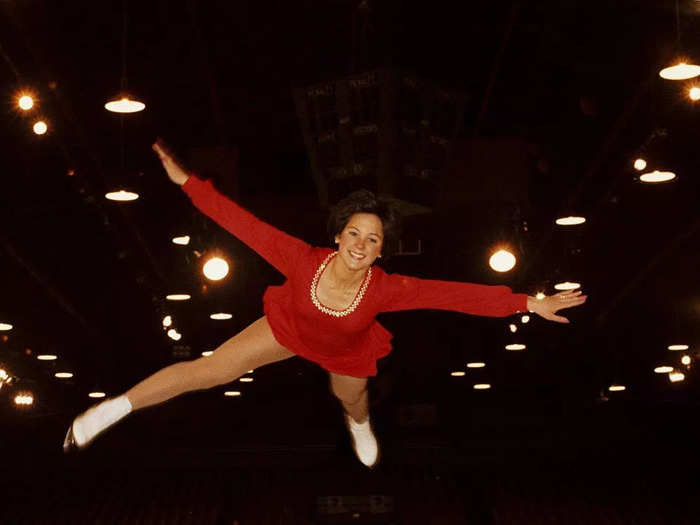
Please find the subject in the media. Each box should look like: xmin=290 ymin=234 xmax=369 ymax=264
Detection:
xmin=1 ymin=0 xmax=699 ymax=465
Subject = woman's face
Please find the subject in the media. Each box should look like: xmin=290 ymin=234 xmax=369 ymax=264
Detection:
xmin=334 ymin=213 xmax=384 ymax=272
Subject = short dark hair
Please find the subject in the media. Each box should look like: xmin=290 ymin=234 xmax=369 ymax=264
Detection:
xmin=327 ymin=189 xmax=402 ymax=258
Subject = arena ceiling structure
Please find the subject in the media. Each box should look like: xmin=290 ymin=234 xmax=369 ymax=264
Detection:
xmin=0 ymin=0 xmax=698 ymax=470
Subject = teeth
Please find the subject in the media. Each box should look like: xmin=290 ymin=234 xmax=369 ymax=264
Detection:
xmin=350 ymin=251 xmax=365 ymax=259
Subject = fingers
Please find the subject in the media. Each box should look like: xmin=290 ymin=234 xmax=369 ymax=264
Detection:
xmin=550 ymin=315 xmax=570 ymax=324
xmin=558 ymin=295 xmax=587 ymax=310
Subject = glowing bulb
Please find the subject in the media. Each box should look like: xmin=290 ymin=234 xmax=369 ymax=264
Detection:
xmin=555 ymin=216 xmax=586 ymax=226
xmin=535 ymin=292 xmax=546 ymax=300
xmin=489 ymin=249 xmax=516 ymax=272
xmin=239 ymin=377 xmax=254 ymax=383
xmin=473 ymin=384 xmax=491 ymax=390
xmin=659 ymin=62 xmax=700 ymax=80
xmin=681 ymin=355 xmax=691 ymax=366
xmin=172 ymin=236 xmax=190 ymax=245
xmin=690 ymin=87 xmax=700 ymax=101
xmin=505 ymin=343 xmax=526 ymax=351
xmin=668 ymin=344 xmax=689 ymax=351
xmin=467 ymin=362 xmax=485 ymax=368
xmin=210 ymin=313 xmax=232 ymax=320
xmin=201 ymin=351 xmax=214 ymax=357
xmin=633 ymin=158 xmax=647 ymax=171
xmin=640 ymin=170 xmax=675 ymax=183
xmin=669 ymin=371 xmax=685 ymax=382
xmin=55 ymin=372 xmax=74 ymax=378
xmin=0 ymin=323 xmax=13 ymax=331
xmin=654 ymin=366 xmax=673 ymax=374
xmin=105 ymin=97 xmax=146 ymax=113
xmin=608 ymin=384 xmax=625 ymax=392
xmin=167 ymin=329 xmax=181 ymax=341
xmin=521 ymin=315 xmax=530 ymax=324
xmin=203 ymin=257 xmax=229 ymax=280
xmin=33 ymin=121 xmax=47 ymax=135
xmin=450 ymin=371 xmax=465 ymax=377
xmin=166 ymin=294 xmax=191 ymax=301
xmin=14 ymin=393 xmax=34 ymax=406
xmin=509 ymin=324 xmax=517 ymax=333
xmin=18 ymin=95 xmax=34 ymax=110
xmin=247 ymin=370 xmax=254 ymax=374
xmin=105 ymin=190 xmax=139 ymax=201
xmin=37 ymin=354 xmax=57 ymax=361
xmin=162 ymin=315 xmax=172 ymax=327
xmin=224 ymin=391 xmax=241 ymax=397
xmin=89 ymin=392 xmax=106 ymax=398
xmin=555 ymin=282 xmax=581 ymax=291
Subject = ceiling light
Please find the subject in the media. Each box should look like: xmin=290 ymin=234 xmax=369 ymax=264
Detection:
xmin=654 ymin=366 xmax=673 ymax=374
xmin=554 ymin=282 xmax=581 ymax=291
xmin=555 ymin=216 xmax=586 ymax=226
xmin=166 ymin=294 xmax=191 ymax=301
xmin=18 ymin=95 xmax=34 ymax=110
xmin=467 ymin=362 xmax=485 ymax=368
xmin=505 ymin=343 xmax=526 ymax=351
xmin=247 ymin=370 xmax=254 ymax=374
xmin=162 ymin=315 xmax=172 ymax=327
xmin=167 ymin=329 xmax=181 ymax=341
xmin=172 ymin=235 xmax=190 ymax=246
xmin=668 ymin=344 xmax=689 ymax=351
xmin=659 ymin=62 xmax=700 ymax=80
xmin=633 ymin=158 xmax=647 ymax=171
xmin=105 ymin=190 xmax=139 ymax=201
xmin=450 ymin=371 xmax=465 ymax=377
xmin=89 ymin=392 xmax=106 ymax=398
xmin=0 ymin=323 xmax=13 ymax=331
xmin=224 ymin=391 xmax=241 ymax=397
xmin=608 ymin=384 xmax=626 ymax=392
xmin=203 ymin=257 xmax=229 ymax=281
xmin=105 ymin=96 xmax=145 ymax=113
xmin=521 ymin=315 xmax=530 ymax=324
xmin=14 ymin=393 xmax=34 ymax=406
xmin=669 ymin=371 xmax=685 ymax=382
xmin=201 ymin=351 xmax=214 ymax=357
xmin=210 ymin=313 xmax=232 ymax=320
xmin=473 ymin=384 xmax=491 ymax=390
xmin=535 ymin=292 xmax=546 ymax=300
xmin=489 ymin=249 xmax=516 ymax=272
xmin=639 ymin=170 xmax=675 ymax=183
xmin=55 ymin=372 xmax=74 ymax=379
xmin=689 ymin=86 xmax=700 ymax=101
xmin=509 ymin=324 xmax=517 ymax=333
xmin=37 ymin=354 xmax=57 ymax=361
xmin=33 ymin=121 xmax=48 ymax=135
xmin=681 ymin=355 xmax=691 ymax=366
xmin=239 ymin=377 xmax=254 ymax=383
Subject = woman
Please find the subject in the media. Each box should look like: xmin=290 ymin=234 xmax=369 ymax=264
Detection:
xmin=63 ymin=141 xmax=587 ymax=467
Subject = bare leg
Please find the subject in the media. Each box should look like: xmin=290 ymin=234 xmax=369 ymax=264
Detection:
xmin=329 ymin=373 xmax=369 ymax=423
xmin=127 ymin=316 xmax=295 ymax=410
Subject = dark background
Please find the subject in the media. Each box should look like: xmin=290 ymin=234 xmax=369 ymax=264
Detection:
xmin=1 ymin=0 xmax=698 ymax=523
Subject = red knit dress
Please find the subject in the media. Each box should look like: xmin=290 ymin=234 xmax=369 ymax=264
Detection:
xmin=183 ymin=176 xmax=528 ymax=377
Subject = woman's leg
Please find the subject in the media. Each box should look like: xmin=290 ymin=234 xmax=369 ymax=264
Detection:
xmin=127 ymin=316 xmax=294 ymax=410
xmin=329 ymin=373 xmax=369 ymax=423
xmin=66 ymin=316 xmax=294 ymax=449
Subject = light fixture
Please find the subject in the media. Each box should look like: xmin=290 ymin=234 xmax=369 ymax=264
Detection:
xmin=167 ymin=329 xmax=181 ymax=341
xmin=239 ymin=377 xmax=254 ymax=383
xmin=555 ymin=216 xmax=586 ymax=226
xmin=18 ymin=94 xmax=34 ymax=111
xmin=37 ymin=354 xmax=58 ymax=361
xmin=14 ymin=393 xmax=34 ymax=406
xmin=172 ymin=235 xmax=190 ymax=246
xmin=33 ymin=121 xmax=48 ymax=135
xmin=668 ymin=344 xmax=689 ymax=351
xmin=659 ymin=62 xmax=700 ymax=80
xmin=689 ymin=86 xmax=700 ymax=101
xmin=203 ymin=257 xmax=229 ymax=281
xmin=55 ymin=372 xmax=74 ymax=379
xmin=89 ymin=392 xmax=106 ymax=398
xmin=467 ymin=362 xmax=485 ymax=368
xmin=554 ymin=282 xmax=581 ymax=291
xmin=633 ymin=158 xmax=647 ymax=171
xmin=210 ymin=313 xmax=232 ymax=320
xmin=473 ymin=384 xmax=491 ymax=390
xmin=639 ymin=170 xmax=676 ymax=183
xmin=509 ymin=324 xmax=517 ymax=333
xmin=0 ymin=323 xmax=13 ymax=331
xmin=162 ymin=315 xmax=172 ymax=327
xmin=166 ymin=294 xmax=191 ymax=301
xmin=105 ymin=190 xmax=139 ymax=201
xmin=608 ymin=384 xmax=626 ymax=392
xmin=505 ymin=343 xmax=526 ymax=351
xmin=681 ymin=355 xmax=691 ymax=366
xmin=654 ymin=366 xmax=673 ymax=374
xmin=521 ymin=315 xmax=530 ymax=324
xmin=105 ymin=1 xmax=145 ymax=113
xmin=224 ymin=391 xmax=241 ymax=397
xmin=201 ymin=351 xmax=214 ymax=357
xmin=450 ymin=371 xmax=465 ymax=377
xmin=247 ymin=370 xmax=254 ymax=374
xmin=489 ymin=249 xmax=516 ymax=272
xmin=535 ymin=292 xmax=546 ymax=300
xmin=669 ymin=371 xmax=685 ymax=382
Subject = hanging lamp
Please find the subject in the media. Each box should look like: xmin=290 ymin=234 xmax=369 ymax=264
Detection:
xmin=659 ymin=1 xmax=700 ymax=80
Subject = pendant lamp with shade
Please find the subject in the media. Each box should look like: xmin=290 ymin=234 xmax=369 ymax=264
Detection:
xmin=659 ymin=1 xmax=700 ymax=81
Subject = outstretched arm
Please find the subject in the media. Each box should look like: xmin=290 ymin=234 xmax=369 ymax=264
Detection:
xmin=153 ymin=141 xmax=311 ymax=277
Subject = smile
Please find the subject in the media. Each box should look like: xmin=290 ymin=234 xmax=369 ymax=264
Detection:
xmin=349 ymin=250 xmax=366 ymax=261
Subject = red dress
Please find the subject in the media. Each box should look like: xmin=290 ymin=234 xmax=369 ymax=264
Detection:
xmin=183 ymin=176 xmax=528 ymax=377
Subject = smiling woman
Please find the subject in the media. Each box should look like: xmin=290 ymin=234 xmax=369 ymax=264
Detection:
xmin=63 ymin=140 xmax=587 ymax=469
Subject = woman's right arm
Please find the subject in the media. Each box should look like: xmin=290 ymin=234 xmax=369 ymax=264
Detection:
xmin=153 ymin=141 xmax=311 ymax=277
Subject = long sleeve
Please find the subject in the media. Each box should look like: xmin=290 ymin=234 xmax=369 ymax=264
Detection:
xmin=182 ymin=175 xmax=311 ymax=277
xmin=379 ymin=272 xmax=528 ymax=318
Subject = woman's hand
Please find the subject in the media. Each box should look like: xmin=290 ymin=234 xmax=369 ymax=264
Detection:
xmin=152 ymin=139 xmax=189 ymax=186
xmin=526 ymin=290 xmax=587 ymax=324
